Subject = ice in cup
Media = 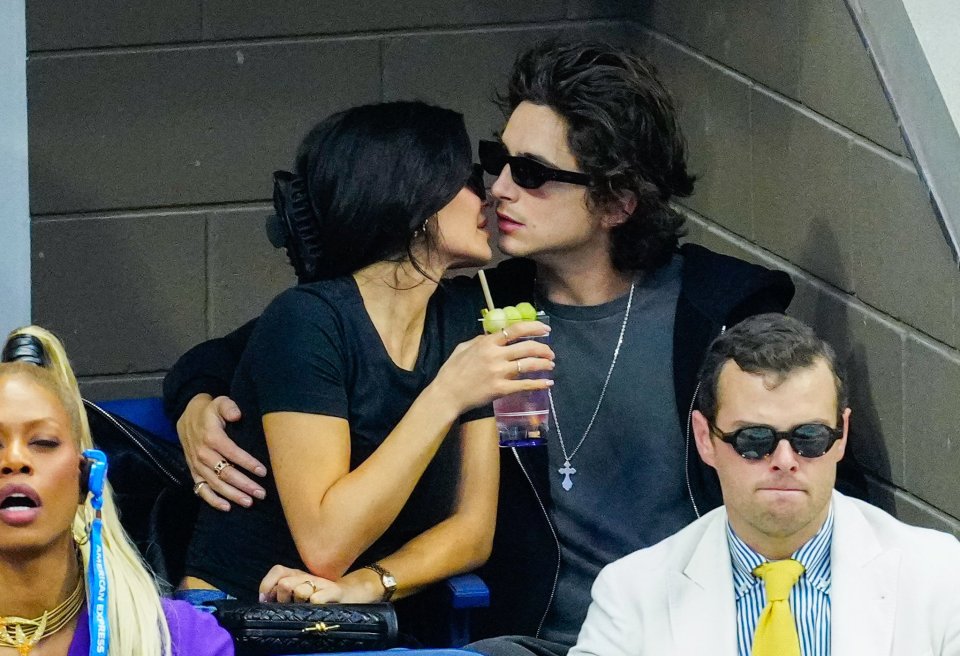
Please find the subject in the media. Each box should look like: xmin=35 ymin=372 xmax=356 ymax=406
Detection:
xmin=481 ymin=304 xmax=551 ymax=447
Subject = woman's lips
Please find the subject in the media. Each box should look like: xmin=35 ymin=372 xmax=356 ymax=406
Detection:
xmin=0 ymin=505 xmax=42 ymax=527
xmin=0 ymin=484 xmax=42 ymax=527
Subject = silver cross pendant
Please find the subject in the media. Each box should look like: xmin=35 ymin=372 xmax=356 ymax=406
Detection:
xmin=559 ymin=460 xmax=577 ymax=491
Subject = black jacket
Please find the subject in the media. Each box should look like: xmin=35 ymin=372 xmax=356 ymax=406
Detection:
xmin=471 ymin=244 xmax=794 ymax=640
xmin=162 ymin=244 xmax=795 ymax=639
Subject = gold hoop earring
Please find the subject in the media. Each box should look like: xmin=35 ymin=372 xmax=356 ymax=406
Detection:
xmin=73 ymin=523 xmax=90 ymax=546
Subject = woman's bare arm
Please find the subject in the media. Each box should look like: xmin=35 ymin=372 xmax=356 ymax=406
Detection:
xmin=267 ymin=323 xmax=550 ymax=580
xmin=261 ymin=417 xmax=498 ymax=603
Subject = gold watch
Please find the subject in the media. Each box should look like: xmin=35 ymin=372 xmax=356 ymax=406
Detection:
xmin=362 ymin=562 xmax=397 ymax=601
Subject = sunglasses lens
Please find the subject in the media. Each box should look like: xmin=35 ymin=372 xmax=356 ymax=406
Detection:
xmin=477 ymin=140 xmax=549 ymax=189
xmin=733 ymin=427 xmax=777 ymax=460
xmin=509 ymin=158 xmax=548 ymax=190
xmin=466 ymin=164 xmax=486 ymax=201
xmin=478 ymin=141 xmax=507 ymax=177
xmin=789 ymin=424 xmax=834 ymax=457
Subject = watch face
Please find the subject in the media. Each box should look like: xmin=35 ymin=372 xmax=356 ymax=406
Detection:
xmin=382 ymin=574 xmax=397 ymax=589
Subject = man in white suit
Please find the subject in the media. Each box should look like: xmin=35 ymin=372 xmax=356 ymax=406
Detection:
xmin=570 ymin=314 xmax=960 ymax=656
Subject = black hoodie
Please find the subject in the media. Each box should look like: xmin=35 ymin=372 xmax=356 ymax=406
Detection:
xmin=470 ymin=244 xmax=794 ymax=641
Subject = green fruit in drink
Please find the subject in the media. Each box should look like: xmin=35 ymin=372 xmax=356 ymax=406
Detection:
xmin=482 ymin=308 xmax=508 ymax=334
xmin=515 ymin=302 xmax=538 ymax=321
xmin=503 ymin=306 xmax=522 ymax=325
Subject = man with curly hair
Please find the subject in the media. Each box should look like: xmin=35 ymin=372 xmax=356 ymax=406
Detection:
xmin=463 ymin=40 xmax=793 ymax=656
xmin=162 ymin=41 xmax=795 ymax=654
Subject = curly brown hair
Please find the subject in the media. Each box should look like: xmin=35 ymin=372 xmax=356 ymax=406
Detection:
xmin=501 ymin=40 xmax=695 ymax=273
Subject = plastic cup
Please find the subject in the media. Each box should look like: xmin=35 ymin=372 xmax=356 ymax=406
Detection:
xmin=488 ymin=314 xmax=550 ymax=448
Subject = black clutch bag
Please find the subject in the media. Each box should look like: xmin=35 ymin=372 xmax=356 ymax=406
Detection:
xmin=210 ymin=600 xmax=399 ymax=655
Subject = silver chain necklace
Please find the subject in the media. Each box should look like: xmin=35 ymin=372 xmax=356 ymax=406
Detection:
xmin=548 ymin=279 xmax=636 ymax=491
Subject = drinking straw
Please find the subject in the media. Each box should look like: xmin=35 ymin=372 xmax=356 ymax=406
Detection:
xmin=477 ymin=269 xmax=496 ymax=312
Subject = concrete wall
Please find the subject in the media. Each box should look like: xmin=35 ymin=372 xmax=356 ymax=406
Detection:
xmin=634 ymin=0 xmax=960 ymax=534
xmin=903 ymin=0 xmax=960 ymax=131
xmin=26 ymin=1 xmax=634 ymax=399
xmin=1 ymin=1 xmax=30 ymax=337
xmin=28 ymin=2 xmax=960 ymax=531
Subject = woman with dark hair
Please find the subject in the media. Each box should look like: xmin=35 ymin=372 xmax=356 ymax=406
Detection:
xmin=178 ymin=101 xmax=553 ymax=637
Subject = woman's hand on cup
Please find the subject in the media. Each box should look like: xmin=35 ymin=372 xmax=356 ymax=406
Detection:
xmin=432 ymin=320 xmax=555 ymax=414
xmin=178 ymin=393 xmax=268 ymax=511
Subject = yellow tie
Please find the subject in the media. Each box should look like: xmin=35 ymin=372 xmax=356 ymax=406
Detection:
xmin=751 ymin=559 xmax=805 ymax=656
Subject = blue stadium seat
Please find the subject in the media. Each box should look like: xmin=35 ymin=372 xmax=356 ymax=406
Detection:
xmin=96 ymin=396 xmax=179 ymax=442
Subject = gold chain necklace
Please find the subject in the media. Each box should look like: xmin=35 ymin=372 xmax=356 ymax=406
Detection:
xmin=0 ymin=576 xmax=84 ymax=655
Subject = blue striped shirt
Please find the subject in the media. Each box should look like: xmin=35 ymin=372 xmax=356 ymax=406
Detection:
xmin=728 ymin=505 xmax=834 ymax=656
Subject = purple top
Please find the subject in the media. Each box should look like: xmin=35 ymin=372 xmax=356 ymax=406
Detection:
xmin=68 ymin=599 xmax=234 ymax=656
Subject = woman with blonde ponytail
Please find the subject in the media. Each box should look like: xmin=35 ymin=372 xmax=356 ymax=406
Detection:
xmin=0 ymin=326 xmax=233 ymax=656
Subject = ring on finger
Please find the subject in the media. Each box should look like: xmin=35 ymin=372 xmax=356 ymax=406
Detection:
xmin=501 ymin=328 xmax=509 ymax=343
xmin=516 ymin=360 xmax=523 ymax=375
xmin=302 ymin=580 xmax=319 ymax=594
xmin=192 ymin=480 xmax=208 ymax=496
xmin=213 ymin=459 xmax=233 ymax=479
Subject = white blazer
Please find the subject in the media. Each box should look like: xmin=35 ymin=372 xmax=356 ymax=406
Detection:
xmin=569 ymin=491 xmax=960 ymax=656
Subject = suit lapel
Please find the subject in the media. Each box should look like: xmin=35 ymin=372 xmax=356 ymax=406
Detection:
xmin=830 ymin=492 xmax=899 ymax=655
xmin=669 ymin=511 xmax=739 ymax=656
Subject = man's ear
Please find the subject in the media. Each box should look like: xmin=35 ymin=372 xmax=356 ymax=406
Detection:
xmin=834 ymin=407 xmax=852 ymax=461
xmin=691 ymin=409 xmax=717 ymax=468
xmin=600 ymin=191 xmax=637 ymax=229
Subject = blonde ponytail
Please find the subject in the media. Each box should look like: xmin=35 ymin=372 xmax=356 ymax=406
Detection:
xmin=4 ymin=326 xmax=172 ymax=656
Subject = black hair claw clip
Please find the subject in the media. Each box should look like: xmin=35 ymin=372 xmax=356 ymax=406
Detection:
xmin=1 ymin=334 xmax=49 ymax=367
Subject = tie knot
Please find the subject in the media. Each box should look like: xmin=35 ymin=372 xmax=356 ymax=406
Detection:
xmin=753 ymin=559 xmax=805 ymax=602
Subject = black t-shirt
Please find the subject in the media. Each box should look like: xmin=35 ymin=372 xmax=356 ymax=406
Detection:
xmin=185 ymin=275 xmax=491 ymax=598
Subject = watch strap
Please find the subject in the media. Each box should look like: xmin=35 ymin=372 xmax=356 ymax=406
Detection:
xmin=362 ymin=562 xmax=397 ymax=601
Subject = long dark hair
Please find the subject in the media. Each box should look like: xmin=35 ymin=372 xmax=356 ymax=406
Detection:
xmin=502 ymin=40 xmax=695 ymax=273
xmin=295 ymin=101 xmax=472 ymax=279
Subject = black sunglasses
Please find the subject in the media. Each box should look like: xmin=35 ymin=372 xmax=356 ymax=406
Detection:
xmin=711 ymin=423 xmax=843 ymax=460
xmin=465 ymin=163 xmax=486 ymax=201
xmin=478 ymin=140 xmax=592 ymax=189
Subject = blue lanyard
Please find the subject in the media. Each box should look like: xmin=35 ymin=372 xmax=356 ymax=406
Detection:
xmin=83 ymin=449 xmax=110 ymax=656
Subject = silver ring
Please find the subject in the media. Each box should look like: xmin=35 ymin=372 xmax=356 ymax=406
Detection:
xmin=516 ymin=361 xmax=522 ymax=375
xmin=192 ymin=480 xmax=208 ymax=496
xmin=501 ymin=328 xmax=509 ymax=342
